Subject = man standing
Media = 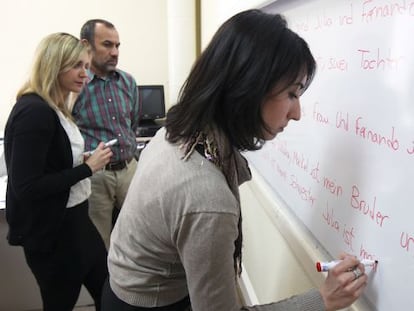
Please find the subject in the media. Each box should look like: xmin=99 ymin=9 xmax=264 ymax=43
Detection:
xmin=72 ymin=19 xmax=139 ymax=249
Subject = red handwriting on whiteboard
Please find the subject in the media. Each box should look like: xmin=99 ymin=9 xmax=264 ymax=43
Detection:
xmin=336 ymin=111 xmax=349 ymax=131
xmin=359 ymin=244 xmax=378 ymax=271
xmin=400 ymin=231 xmax=414 ymax=254
xmin=315 ymin=57 xmax=326 ymax=70
xmin=323 ymin=176 xmax=343 ymax=197
xmin=275 ymin=163 xmax=287 ymax=182
xmin=355 ymin=117 xmax=400 ymax=151
xmin=293 ymin=151 xmax=309 ymax=172
xmin=322 ymin=202 xmax=340 ymax=232
xmin=309 ymin=161 xmax=343 ymax=197
xmin=360 ymin=244 xmax=377 ymax=261
xmin=273 ymin=140 xmax=291 ymax=162
xmin=293 ymin=17 xmax=310 ymax=32
xmin=313 ymin=102 xmax=329 ymax=124
xmin=406 ymin=141 xmax=414 ymax=155
xmin=343 ymin=223 xmax=355 ymax=252
xmin=350 ymin=185 xmax=390 ymax=227
xmin=293 ymin=4 xmax=353 ymax=32
xmin=339 ymin=3 xmax=354 ymax=25
xmin=322 ymin=203 xmax=355 ymax=251
xmin=310 ymin=161 xmax=321 ymax=184
xmin=358 ymin=48 xmax=403 ymax=71
xmin=313 ymin=10 xmax=333 ymax=30
xmin=328 ymin=57 xmax=348 ymax=71
xmin=362 ymin=0 xmax=414 ymax=23
xmin=289 ymin=174 xmax=317 ymax=206
xmin=315 ymin=57 xmax=348 ymax=72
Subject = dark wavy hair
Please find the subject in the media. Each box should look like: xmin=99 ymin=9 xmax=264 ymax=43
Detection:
xmin=166 ymin=9 xmax=316 ymax=150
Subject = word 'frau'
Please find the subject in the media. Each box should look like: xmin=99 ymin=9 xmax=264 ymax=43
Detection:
xmin=362 ymin=0 xmax=414 ymax=23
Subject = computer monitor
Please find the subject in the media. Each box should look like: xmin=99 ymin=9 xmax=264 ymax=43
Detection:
xmin=137 ymin=85 xmax=165 ymax=123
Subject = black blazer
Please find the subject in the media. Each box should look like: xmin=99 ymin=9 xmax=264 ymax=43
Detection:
xmin=4 ymin=93 xmax=92 ymax=251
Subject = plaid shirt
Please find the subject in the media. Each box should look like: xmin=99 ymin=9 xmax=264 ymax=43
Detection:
xmin=72 ymin=69 xmax=139 ymax=162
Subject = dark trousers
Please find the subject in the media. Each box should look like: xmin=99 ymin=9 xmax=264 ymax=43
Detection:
xmin=101 ymin=278 xmax=191 ymax=311
xmin=24 ymin=201 xmax=108 ymax=311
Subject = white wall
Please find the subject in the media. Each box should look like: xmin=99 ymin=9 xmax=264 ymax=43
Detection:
xmin=0 ymin=0 xmax=197 ymax=136
xmin=199 ymin=0 xmax=275 ymax=48
xmin=167 ymin=0 xmax=196 ymax=107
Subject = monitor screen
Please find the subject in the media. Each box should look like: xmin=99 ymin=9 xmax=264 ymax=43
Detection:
xmin=137 ymin=85 xmax=166 ymax=121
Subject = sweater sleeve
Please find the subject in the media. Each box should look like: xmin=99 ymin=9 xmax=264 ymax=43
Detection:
xmin=176 ymin=206 xmax=326 ymax=311
xmin=242 ymin=289 xmax=326 ymax=311
xmin=6 ymin=98 xmax=92 ymax=202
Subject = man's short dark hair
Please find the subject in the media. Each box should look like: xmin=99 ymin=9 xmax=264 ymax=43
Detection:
xmin=80 ymin=19 xmax=115 ymax=47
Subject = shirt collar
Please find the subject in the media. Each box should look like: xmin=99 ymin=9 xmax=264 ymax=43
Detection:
xmin=86 ymin=69 xmax=120 ymax=83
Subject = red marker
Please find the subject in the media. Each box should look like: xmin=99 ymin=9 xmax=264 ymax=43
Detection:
xmin=316 ymin=259 xmax=378 ymax=272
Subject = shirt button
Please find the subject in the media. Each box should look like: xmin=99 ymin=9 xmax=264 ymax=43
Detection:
xmin=108 ymin=98 xmax=112 ymax=102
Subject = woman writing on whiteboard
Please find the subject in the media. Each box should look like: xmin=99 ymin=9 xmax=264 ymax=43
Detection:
xmin=103 ymin=10 xmax=368 ymax=311
xmin=4 ymin=33 xmax=113 ymax=310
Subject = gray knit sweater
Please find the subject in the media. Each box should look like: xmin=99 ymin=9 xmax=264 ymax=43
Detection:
xmin=108 ymin=128 xmax=325 ymax=311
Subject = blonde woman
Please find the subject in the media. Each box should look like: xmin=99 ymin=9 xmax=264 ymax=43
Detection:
xmin=4 ymin=33 xmax=113 ymax=311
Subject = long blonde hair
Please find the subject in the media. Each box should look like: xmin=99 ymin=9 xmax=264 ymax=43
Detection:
xmin=17 ymin=32 xmax=88 ymax=118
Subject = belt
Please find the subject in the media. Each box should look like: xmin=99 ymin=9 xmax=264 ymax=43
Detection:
xmin=105 ymin=159 xmax=132 ymax=171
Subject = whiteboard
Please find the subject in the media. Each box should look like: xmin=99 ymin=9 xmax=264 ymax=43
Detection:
xmin=245 ymin=0 xmax=414 ymax=310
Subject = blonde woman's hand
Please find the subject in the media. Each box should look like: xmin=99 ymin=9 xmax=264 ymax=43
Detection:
xmin=319 ymin=253 xmax=368 ymax=311
xmin=84 ymin=142 xmax=113 ymax=173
